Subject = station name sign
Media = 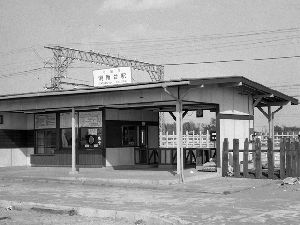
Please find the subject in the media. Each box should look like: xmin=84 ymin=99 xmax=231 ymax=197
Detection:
xmin=93 ymin=67 xmax=132 ymax=87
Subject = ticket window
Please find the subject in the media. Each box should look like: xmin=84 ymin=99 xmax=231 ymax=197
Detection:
xmin=80 ymin=128 xmax=102 ymax=149
xmin=122 ymin=126 xmax=137 ymax=146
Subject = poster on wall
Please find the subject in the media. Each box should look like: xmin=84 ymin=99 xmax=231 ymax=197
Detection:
xmin=35 ymin=113 xmax=56 ymax=129
xmin=79 ymin=111 xmax=102 ymax=127
xmin=60 ymin=112 xmax=78 ymax=128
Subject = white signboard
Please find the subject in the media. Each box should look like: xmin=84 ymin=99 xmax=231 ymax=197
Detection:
xmin=79 ymin=111 xmax=102 ymax=127
xmin=35 ymin=113 xmax=56 ymax=129
xmin=93 ymin=67 xmax=132 ymax=87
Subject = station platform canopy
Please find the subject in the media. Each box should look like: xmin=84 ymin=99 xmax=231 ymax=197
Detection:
xmin=0 ymin=76 xmax=297 ymax=113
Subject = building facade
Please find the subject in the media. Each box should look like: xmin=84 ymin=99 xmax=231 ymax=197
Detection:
xmin=0 ymin=77 xmax=297 ymax=172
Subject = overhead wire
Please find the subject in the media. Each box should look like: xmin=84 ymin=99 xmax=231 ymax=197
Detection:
xmin=0 ymin=27 xmax=300 ymax=84
xmin=0 ymin=67 xmax=47 ymax=79
xmin=60 ymin=33 xmax=300 ymax=58
xmin=162 ymin=55 xmax=300 ymax=66
xmin=57 ymin=27 xmax=300 ymax=47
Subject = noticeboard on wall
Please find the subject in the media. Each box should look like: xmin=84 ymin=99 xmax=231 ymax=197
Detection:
xmin=60 ymin=112 xmax=79 ymax=128
xmin=35 ymin=113 xmax=56 ymax=129
xmin=79 ymin=111 xmax=102 ymax=127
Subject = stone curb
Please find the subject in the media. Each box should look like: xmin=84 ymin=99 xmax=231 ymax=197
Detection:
xmin=0 ymin=200 xmax=190 ymax=225
xmin=0 ymin=174 xmax=273 ymax=195
xmin=0 ymin=172 xmax=218 ymax=188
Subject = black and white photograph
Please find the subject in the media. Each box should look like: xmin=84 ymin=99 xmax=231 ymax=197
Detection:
xmin=0 ymin=0 xmax=300 ymax=224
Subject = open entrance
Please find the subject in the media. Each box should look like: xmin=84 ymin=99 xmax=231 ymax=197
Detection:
xmin=134 ymin=104 xmax=218 ymax=172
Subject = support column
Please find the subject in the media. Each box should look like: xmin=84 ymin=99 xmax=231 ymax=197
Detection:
xmin=268 ymin=106 xmax=273 ymax=139
xmin=176 ymin=100 xmax=184 ymax=183
xmin=258 ymin=105 xmax=283 ymax=149
xmin=70 ymin=108 xmax=78 ymax=174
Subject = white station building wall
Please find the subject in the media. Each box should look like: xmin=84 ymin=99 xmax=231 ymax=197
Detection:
xmin=183 ymin=85 xmax=254 ymax=166
xmin=0 ymin=112 xmax=34 ymax=167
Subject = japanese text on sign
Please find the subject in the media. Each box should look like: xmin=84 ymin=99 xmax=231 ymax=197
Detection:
xmin=93 ymin=67 xmax=132 ymax=87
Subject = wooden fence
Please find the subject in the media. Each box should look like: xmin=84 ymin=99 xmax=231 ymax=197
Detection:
xmin=222 ymin=138 xmax=300 ymax=179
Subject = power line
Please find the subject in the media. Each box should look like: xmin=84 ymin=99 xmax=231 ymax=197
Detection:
xmin=60 ymin=33 xmax=300 ymax=59
xmin=270 ymin=84 xmax=300 ymax=88
xmin=163 ymin=55 xmax=300 ymax=66
xmin=0 ymin=45 xmax=44 ymax=56
xmin=64 ymin=77 xmax=91 ymax=84
xmin=57 ymin=27 xmax=300 ymax=47
xmin=0 ymin=67 xmax=46 ymax=79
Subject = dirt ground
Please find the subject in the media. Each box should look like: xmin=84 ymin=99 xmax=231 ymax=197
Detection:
xmin=0 ymin=178 xmax=299 ymax=224
xmin=0 ymin=208 xmax=133 ymax=225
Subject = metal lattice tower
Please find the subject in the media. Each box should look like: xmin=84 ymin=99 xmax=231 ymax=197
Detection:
xmin=44 ymin=46 xmax=164 ymax=90
xmin=45 ymin=45 xmax=165 ymax=134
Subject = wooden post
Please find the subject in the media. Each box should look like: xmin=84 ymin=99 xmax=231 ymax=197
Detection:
xmin=159 ymin=131 xmax=162 ymax=147
xmin=186 ymin=130 xmax=189 ymax=148
xmin=232 ymin=139 xmax=240 ymax=177
xmin=243 ymin=138 xmax=249 ymax=178
xmin=176 ymin=107 xmax=181 ymax=175
xmin=206 ymin=130 xmax=210 ymax=148
xmin=286 ymin=138 xmax=291 ymax=177
xmin=295 ymin=141 xmax=300 ymax=177
xmin=166 ymin=131 xmax=169 ymax=148
xmin=255 ymin=139 xmax=262 ymax=179
xmin=172 ymin=131 xmax=175 ymax=148
xmin=70 ymin=108 xmax=78 ymax=174
xmin=268 ymin=106 xmax=272 ymax=139
xmin=192 ymin=130 xmax=195 ymax=148
xmin=222 ymin=138 xmax=229 ymax=177
xmin=199 ymin=131 xmax=202 ymax=148
xmin=267 ymin=138 xmax=274 ymax=179
xmin=280 ymin=139 xmax=286 ymax=179
xmin=176 ymin=101 xmax=184 ymax=182
xmin=291 ymin=140 xmax=296 ymax=177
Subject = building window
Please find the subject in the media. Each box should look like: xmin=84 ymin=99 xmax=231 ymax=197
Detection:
xmin=35 ymin=130 xmax=56 ymax=154
xmin=80 ymin=127 xmax=102 ymax=149
xmin=0 ymin=115 xmax=3 ymax=124
xmin=122 ymin=125 xmax=137 ymax=146
xmin=61 ymin=128 xmax=72 ymax=148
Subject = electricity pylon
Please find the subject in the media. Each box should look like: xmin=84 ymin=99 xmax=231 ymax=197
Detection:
xmin=44 ymin=45 xmax=164 ymax=90
xmin=45 ymin=45 xmax=165 ymax=135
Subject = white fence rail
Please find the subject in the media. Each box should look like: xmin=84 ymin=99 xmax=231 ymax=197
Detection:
xmin=160 ymin=131 xmax=300 ymax=148
xmin=259 ymin=132 xmax=299 ymax=147
xmin=160 ymin=130 xmax=216 ymax=148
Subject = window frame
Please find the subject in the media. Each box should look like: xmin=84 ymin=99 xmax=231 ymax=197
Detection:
xmin=35 ymin=129 xmax=57 ymax=155
xmin=79 ymin=127 xmax=103 ymax=150
xmin=121 ymin=125 xmax=138 ymax=147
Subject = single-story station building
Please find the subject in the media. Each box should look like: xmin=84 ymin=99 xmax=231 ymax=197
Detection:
xmin=0 ymin=76 xmax=297 ymax=176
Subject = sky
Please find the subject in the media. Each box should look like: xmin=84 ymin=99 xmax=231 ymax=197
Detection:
xmin=0 ymin=0 xmax=300 ymax=130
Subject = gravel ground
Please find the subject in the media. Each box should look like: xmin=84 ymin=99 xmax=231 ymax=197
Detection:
xmin=0 ymin=208 xmax=135 ymax=225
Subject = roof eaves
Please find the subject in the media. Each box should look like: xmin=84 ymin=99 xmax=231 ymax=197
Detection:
xmin=0 ymin=80 xmax=190 ymax=101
